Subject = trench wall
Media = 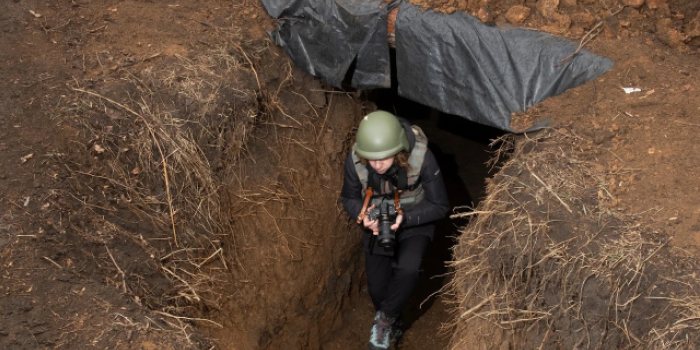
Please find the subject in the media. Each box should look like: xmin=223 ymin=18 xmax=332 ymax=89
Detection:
xmin=59 ymin=35 xmax=369 ymax=349
xmin=212 ymin=60 xmax=369 ymax=349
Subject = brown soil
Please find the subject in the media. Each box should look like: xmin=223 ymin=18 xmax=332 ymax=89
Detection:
xmin=436 ymin=1 xmax=700 ymax=349
xmin=2 ymin=0 xmax=700 ymax=350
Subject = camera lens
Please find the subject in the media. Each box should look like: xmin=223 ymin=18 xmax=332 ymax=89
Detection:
xmin=377 ymin=217 xmax=395 ymax=248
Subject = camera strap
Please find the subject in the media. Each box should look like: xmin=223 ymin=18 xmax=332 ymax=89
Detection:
xmin=356 ymin=188 xmax=373 ymax=224
xmin=367 ymin=174 xmax=381 ymax=195
xmin=367 ymin=167 xmax=393 ymax=199
xmin=393 ymin=167 xmax=421 ymax=192
xmin=396 ymin=168 xmax=408 ymax=191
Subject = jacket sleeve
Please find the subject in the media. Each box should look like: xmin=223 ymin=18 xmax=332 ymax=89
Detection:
xmin=402 ymin=149 xmax=451 ymax=228
xmin=340 ymin=152 xmax=364 ymax=222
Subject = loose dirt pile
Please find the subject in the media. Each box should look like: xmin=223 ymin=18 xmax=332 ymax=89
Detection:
xmin=406 ymin=0 xmax=700 ymax=53
xmin=450 ymin=129 xmax=700 ymax=349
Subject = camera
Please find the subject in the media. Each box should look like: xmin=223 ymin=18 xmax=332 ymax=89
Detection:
xmin=368 ymin=202 xmax=398 ymax=248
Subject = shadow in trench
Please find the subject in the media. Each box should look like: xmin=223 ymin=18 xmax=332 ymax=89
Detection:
xmin=368 ymin=85 xmax=507 ymax=333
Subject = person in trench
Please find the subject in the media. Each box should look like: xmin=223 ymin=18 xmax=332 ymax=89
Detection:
xmin=340 ymin=110 xmax=450 ymax=349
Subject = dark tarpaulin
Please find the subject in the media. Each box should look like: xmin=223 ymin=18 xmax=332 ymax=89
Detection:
xmin=262 ymin=0 xmax=396 ymax=89
xmin=262 ymin=0 xmax=614 ymax=132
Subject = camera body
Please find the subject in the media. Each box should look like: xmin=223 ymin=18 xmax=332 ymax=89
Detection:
xmin=368 ymin=202 xmax=398 ymax=248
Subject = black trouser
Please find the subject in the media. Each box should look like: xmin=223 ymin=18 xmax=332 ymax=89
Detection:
xmin=363 ymin=233 xmax=431 ymax=319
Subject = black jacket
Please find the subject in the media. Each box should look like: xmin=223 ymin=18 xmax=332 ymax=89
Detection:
xmin=340 ymin=119 xmax=450 ymax=241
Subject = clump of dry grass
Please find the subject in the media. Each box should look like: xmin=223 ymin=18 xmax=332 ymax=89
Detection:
xmin=447 ymin=128 xmax=700 ymax=349
xmin=62 ymin=30 xmax=271 ymax=336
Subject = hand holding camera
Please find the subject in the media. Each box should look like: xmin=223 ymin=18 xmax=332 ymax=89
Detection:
xmin=363 ymin=202 xmax=403 ymax=248
xmin=362 ymin=206 xmax=380 ymax=234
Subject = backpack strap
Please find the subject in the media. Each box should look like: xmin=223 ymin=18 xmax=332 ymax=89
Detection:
xmin=407 ymin=126 xmax=428 ymax=180
xmin=351 ymin=144 xmax=369 ymax=190
xmin=393 ymin=167 xmax=421 ymax=192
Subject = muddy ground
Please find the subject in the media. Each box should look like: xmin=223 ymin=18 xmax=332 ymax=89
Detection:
xmin=1 ymin=0 xmax=700 ymax=350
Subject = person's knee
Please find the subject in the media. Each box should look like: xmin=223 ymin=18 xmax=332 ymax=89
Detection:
xmin=366 ymin=271 xmax=390 ymax=293
xmin=366 ymin=280 xmax=386 ymax=302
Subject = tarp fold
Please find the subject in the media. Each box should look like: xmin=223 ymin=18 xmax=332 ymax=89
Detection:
xmin=262 ymin=0 xmax=614 ymax=132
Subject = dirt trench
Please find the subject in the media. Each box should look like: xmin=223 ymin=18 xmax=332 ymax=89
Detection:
xmin=3 ymin=0 xmax=700 ymax=350
xmin=1 ymin=1 xmax=477 ymax=349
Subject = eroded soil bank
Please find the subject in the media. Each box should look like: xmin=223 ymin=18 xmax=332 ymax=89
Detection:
xmin=440 ymin=1 xmax=700 ymax=349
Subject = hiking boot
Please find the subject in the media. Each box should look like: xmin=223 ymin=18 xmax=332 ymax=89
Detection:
xmin=368 ymin=311 xmax=395 ymax=350
xmin=392 ymin=316 xmax=404 ymax=345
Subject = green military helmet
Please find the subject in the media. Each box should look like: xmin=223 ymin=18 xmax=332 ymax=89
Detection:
xmin=355 ymin=110 xmax=410 ymax=160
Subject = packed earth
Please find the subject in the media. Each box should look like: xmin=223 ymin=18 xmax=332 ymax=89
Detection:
xmin=1 ymin=0 xmax=700 ymax=350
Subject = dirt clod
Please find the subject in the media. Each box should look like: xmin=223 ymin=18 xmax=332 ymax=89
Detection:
xmin=571 ymin=11 xmax=596 ymax=29
xmin=647 ymin=0 xmax=667 ymax=9
xmin=505 ymin=5 xmax=531 ymax=24
xmin=536 ymin=0 xmax=560 ymax=19
xmin=622 ymin=0 xmax=645 ymax=8
xmin=477 ymin=6 xmax=496 ymax=23
xmin=656 ymin=18 xmax=689 ymax=49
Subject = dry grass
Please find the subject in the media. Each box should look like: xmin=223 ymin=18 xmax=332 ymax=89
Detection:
xmin=61 ymin=29 xmax=273 ymax=339
xmin=447 ymin=128 xmax=700 ymax=349
xmin=58 ymin=18 xmax=340 ymax=344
